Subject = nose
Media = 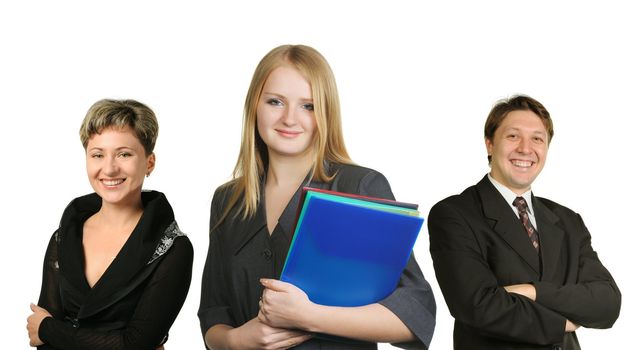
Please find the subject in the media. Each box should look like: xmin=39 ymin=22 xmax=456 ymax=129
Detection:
xmin=103 ymin=155 xmax=119 ymax=176
xmin=281 ymin=106 xmax=298 ymax=126
xmin=516 ymin=137 xmax=531 ymax=154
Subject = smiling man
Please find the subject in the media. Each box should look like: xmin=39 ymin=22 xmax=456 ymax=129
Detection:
xmin=428 ymin=95 xmax=621 ymax=350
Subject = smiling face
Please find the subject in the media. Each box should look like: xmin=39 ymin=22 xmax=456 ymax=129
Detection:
xmin=256 ymin=65 xmax=317 ymax=160
xmin=486 ymin=110 xmax=549 ymax=194
xmin=86 ymin=126 xmax=155 ymax=208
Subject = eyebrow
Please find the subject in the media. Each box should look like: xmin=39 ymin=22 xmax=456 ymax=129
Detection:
xmin=87 ymin=146 xmax=136 ymax=152
xmin=262 ymin=92 xmax=285 ymax=98
xmin=262 ymin=92 xmax=313 ymax=102
xmin=503 ymin=127 xmax=546 ymax=135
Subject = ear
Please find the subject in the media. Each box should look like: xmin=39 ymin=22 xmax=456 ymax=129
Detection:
xmin=146 ymin=153 xmax=156 ymax=176
xmin=485 ymin=137 xmax=493 ymax=157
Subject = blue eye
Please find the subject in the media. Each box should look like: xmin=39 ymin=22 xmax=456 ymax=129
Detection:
xmin=302 ymin=103 xmax=314 ymax=111
xmin=266 ymin=98 xmax=283 ymax=107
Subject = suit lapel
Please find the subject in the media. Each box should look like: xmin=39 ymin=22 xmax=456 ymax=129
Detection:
xmin=477 ymin=177 xmax=541 ymax=274
xmin=277 ymin=174 xmax=328 ymax=242
xmin=57 ymin=194 xmax=101 ymax=297
xmin=231 ymin=166 xmax=329 ymax=254
xmin=75 ymin=192 xmax=175 ymax=319
xmin=532 ymin=195 xmax=565 ymax=280
xmin=80 ymin=221 xmax=151 ymax=318
xmin=231 ymin=203 xmax=267 ymax=255
xmin=277 ymin=185 xmax=304 ymax=242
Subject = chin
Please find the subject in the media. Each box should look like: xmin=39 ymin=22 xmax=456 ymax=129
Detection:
xmin=510 ymin=179 xmax=533 ymax=191
xmin=273 ymin=147 xmax=313 ymax=158
xmin=99 ymin=195 xmax=126 ymax=205
xmin=98 ymin=191 xmax=137 ymax=205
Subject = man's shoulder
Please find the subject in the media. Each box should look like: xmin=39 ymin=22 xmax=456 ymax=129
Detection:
xmin=440 ymin=180 xmax=481 ymax=203
xmin=534 ymin=196 xmax=579 ymax=218
xmin=430 ymin=182 xmax=482 ymax=216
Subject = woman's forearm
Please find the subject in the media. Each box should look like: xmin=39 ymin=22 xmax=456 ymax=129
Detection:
xmin=204 ymin=324 xmax=234 ymax=350
xmin=300 ymin=303 xmax=414 ymax=343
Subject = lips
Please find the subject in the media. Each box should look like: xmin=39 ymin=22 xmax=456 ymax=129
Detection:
xmin=101 ymin=178 xmax=125 ymax=187
xmin=511 ymin=160 xmax=534 ymax=168
xmin=275 ymin=129 xmax=302 ymax=137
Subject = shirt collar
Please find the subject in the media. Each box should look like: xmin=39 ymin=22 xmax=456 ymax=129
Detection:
xmin=487 ymin=173 xmax=534 ymax=215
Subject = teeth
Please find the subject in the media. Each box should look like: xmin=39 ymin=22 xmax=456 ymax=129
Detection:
xmin=512 ymin=160 xmax=532 ymax=167
xmin=102 ymin=179 xmax=124 ymax=186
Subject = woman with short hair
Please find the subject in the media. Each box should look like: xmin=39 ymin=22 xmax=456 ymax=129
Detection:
xmin=27 ymin=99 xmax=193 ymax=349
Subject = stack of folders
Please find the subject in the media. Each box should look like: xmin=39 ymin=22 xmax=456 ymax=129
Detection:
xmin=280 ymin=187 xmax=424 ymax=307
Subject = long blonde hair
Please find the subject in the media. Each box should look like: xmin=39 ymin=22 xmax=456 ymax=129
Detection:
xmin=223 ymin=44 xmax=352 ymax=221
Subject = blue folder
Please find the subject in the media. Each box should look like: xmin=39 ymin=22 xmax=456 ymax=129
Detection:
xmin=280 ymin=189 xmax=424 ymax=307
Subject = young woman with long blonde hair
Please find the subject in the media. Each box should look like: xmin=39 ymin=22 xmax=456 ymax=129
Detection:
xmin=198 ymin=45 xmax=435 ymax=350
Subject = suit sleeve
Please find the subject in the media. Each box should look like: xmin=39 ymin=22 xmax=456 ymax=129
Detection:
xmin=428 ymin=200 xmax=566 ymax=345
xmin=198 ymin=187 xmax=236 ymax=337
xmin=359 ymin=170 xmax=437 ymax=350
xmin=38 ymin=237 xmax=193 ymax=350
xmin=533 ymin=213 xmax=621 ymax=328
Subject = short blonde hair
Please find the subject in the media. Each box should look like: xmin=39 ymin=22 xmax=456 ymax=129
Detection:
xmin=227 ymin=44 xmax=352 ymax=219
xmin=80 ymin=99 xmax=158 ymax=155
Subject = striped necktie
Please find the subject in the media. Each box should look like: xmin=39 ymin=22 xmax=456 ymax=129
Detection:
xmin=513 ymin=196 xmax=540 ymax=252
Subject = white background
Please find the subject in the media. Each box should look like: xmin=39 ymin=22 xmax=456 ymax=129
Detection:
xmin=1 ymin=1 xmax=632 ymax=349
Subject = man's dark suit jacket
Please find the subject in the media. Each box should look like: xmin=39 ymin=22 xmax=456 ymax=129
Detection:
xmin=428 ymin=175 xmax=621 ymax=350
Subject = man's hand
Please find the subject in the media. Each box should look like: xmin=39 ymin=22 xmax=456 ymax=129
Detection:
xmin=504 ymin=284 xmax=536 ymax=301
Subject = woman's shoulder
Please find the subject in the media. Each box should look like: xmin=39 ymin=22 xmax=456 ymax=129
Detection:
xmin=59 ymin=193 xmax=101 ymax=224
xmin=328 ymin=163 xmax=393 ymax=198
xmin=53 ymin=193 xmax=101 ymax=242
xmin=149 ymin=221 xmax=193 ymax=265
xmin=167 ymin=234 xmax=194 ymax=261
xmin=210 ymin=179 xmax=240 ymax=209
xmin=330 ymin=163 xmax=383 ymax=178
